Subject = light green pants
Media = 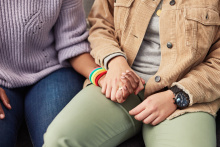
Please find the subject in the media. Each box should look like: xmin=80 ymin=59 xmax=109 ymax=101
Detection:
xmin=43 ymin=85 xmax=216 ymax=147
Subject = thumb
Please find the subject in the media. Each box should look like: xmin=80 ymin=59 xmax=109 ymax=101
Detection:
xmin=134 ymin=81 xmax=144 ymax=95
xmin=140 ymin=78 xmax=145 ymax=85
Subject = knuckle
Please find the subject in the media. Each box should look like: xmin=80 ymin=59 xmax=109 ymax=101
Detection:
xmin=148 ymin=107 xmax=156 ymax=113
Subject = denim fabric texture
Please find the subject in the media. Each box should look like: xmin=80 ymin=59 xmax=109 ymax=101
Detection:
xmin=0 ymin=68 xmax=84 ymax=147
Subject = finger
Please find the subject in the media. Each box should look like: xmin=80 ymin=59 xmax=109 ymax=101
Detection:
xmin=123 ymin=73 xmax=138 ymax=89
xmin=126 ymin=70 xmax=139 ymax=83
xmin=0 ymin=104 xmax=5 ymax=119
xmin=105 ymin=85 xmax=112 ymax=99
xmin=122 ymin=86 xmax=130 ymax=100
xmin=110 ymin=86 xmax=117 ymax=102
xmin=134 ymin=109 xmax=151 ymax=121
xmin=116 ymin=89 xmax=124 ymax=103
xmin=129 ymin=103 xmax=145 ymax=115
xmin=140 ymin=78 xmax=145 ymax=85
xmin=134 ymin=81 xmax=144 ymax=95
xmin=0 ymin=89 xmax=11 ymax=109
xmin=101 ymin=82 xmax=107 ymax=94
xmin=121 ymin=76 xmax=133 ymax=94
xmin=143 ymin=114 xmax=158 ymax=125
xmin=151 ymin=116 xmax=163 ymax=126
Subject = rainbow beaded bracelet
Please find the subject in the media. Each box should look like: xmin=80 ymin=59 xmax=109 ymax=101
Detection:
xmin=89 ymin=67 xmax=107 ymax=86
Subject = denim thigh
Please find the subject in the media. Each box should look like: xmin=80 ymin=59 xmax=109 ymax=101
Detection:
xmin=24 ymin=67 xmax=85 ymax=147
xmin=0 ymin=86 xmax=24 ymax=147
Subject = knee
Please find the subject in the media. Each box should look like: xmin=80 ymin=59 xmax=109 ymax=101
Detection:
xmin=43 ymin=123 xmax=84 ymax=147
xmin=43 ymin=132 xmax=74 ymax=147
xmin=43 ymin=127 xmax=73 ymax=147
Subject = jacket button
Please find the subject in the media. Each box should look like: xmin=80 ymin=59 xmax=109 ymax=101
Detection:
xmin=155 ymin=76 xmax=161 ymax=82
xmin=167 ymin=42 xmax=173 ymax=49
xmin=169 ymin=0 xmax=176 ymax=6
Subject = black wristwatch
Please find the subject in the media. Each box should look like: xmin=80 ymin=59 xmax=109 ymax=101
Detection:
xmin=170 ymin=86 xmax=190 ymax=109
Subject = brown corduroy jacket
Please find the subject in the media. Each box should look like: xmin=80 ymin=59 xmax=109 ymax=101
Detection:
xmin=88 ymin=0 xmax=220 ymax=119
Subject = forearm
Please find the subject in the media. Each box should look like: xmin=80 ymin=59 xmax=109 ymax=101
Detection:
xmin=69 ymin=53 xmax=99 ymax=79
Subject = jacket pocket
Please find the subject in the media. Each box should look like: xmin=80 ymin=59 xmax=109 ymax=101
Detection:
xmin=184 ymin=7 xmax=220 ymax=55
xmin=114 ymin=0 xmax=134 ymax=33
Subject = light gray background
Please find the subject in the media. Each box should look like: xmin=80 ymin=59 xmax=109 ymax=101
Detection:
xmin=83 ymin=0 xmax=95 ymax=17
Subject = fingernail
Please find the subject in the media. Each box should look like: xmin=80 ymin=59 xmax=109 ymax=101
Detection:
xmin=121 ymin=76 xmax=125 ymax=79
xmin=122 ymin=73 xmax=126 ymax=75
xmin=126 ymin=70 xmax=130 ymax=73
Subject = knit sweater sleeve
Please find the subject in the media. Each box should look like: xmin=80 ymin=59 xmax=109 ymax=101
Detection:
xmin=54 ymin=0 xmax=90 ymax=66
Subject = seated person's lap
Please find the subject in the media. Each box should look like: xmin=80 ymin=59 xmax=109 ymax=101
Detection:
xmin=44 ymin=84 xmax=216 ymax=147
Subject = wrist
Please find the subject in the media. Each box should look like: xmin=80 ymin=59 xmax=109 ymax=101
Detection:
xmin=89 ymin=67 xmax=107 ymax=87
xmin=108 ymin=56 xmax=128 ymax=69
xmin=170 ymin=86 xmax=190 ymax=109
xmin=167 ymin=90 xmax=178 ymax=109
xmin=98 ymin=74 xmax=106 ymax=87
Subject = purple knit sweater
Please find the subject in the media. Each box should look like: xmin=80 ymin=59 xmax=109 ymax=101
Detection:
xmin=0 ymin=0 xmax=90 ymax=88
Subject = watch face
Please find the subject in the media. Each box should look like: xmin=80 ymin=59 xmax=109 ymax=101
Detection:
xmin=175 ymin=92 xmax=189 ymax=109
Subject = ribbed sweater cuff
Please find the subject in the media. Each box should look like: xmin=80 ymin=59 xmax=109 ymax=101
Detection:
xmin=58 ymin=41 xmax=91 ymax=66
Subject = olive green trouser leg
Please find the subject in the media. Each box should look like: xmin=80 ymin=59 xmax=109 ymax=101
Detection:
xmin=43 ymin=85 xmax=142 ymax=147
xmin=43 ymin=84 xmax=216 ymax=147
xmin=143 ymin=112 xmax=216 ymax=147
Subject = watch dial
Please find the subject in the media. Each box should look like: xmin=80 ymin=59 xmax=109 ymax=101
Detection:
xmin=176 ymin=92 xmax=189 ymax=108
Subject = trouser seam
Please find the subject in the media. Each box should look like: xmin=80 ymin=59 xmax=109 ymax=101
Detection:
xmin=117 ymin=103 xmax=138 ymax=133
xmin=98 ymin=125 xmax=134 ymax=147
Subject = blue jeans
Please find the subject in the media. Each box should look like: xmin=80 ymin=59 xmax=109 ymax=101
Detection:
xmin=0 ymin=68 xmax=84 ymax=147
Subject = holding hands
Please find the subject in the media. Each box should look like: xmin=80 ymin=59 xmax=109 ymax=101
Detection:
xmin=98 ymin=56 xmax=145 ymax=103
xmin=96 ymin=56 xmax=177 ymax=125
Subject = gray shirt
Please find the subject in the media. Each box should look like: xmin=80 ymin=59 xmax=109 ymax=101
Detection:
xmin=104 ymin=1 xmax=162 ymax=82
xmin=131 ymin=1 xmax=162 ymax=82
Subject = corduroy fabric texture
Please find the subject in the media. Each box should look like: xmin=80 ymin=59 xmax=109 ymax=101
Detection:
xmin=88 ymin=0 xmax=220 ymax=119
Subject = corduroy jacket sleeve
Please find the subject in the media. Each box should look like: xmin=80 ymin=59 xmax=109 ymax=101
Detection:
xmin=172 ymin=27 xmax=220 ymax=106
xmin=88 ymin=0 xmax=126 ymax=67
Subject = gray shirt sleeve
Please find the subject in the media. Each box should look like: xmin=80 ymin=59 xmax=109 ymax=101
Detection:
xmin=103 ymin=53 xmax=127 ymax=70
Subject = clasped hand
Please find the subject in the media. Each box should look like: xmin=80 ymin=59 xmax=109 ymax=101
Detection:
xmin=98 ymin=57 xmax=177 ymax=125
xmin=98 ymin=56 xmax=145 ymax=103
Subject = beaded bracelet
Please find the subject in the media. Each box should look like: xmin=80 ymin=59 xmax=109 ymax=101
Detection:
xmin=89 ymin=67 xmax=107 ymax=86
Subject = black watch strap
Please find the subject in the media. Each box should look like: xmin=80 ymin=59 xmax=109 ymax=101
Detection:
xmin=170 ymin=85 xmax=182 ymax=95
